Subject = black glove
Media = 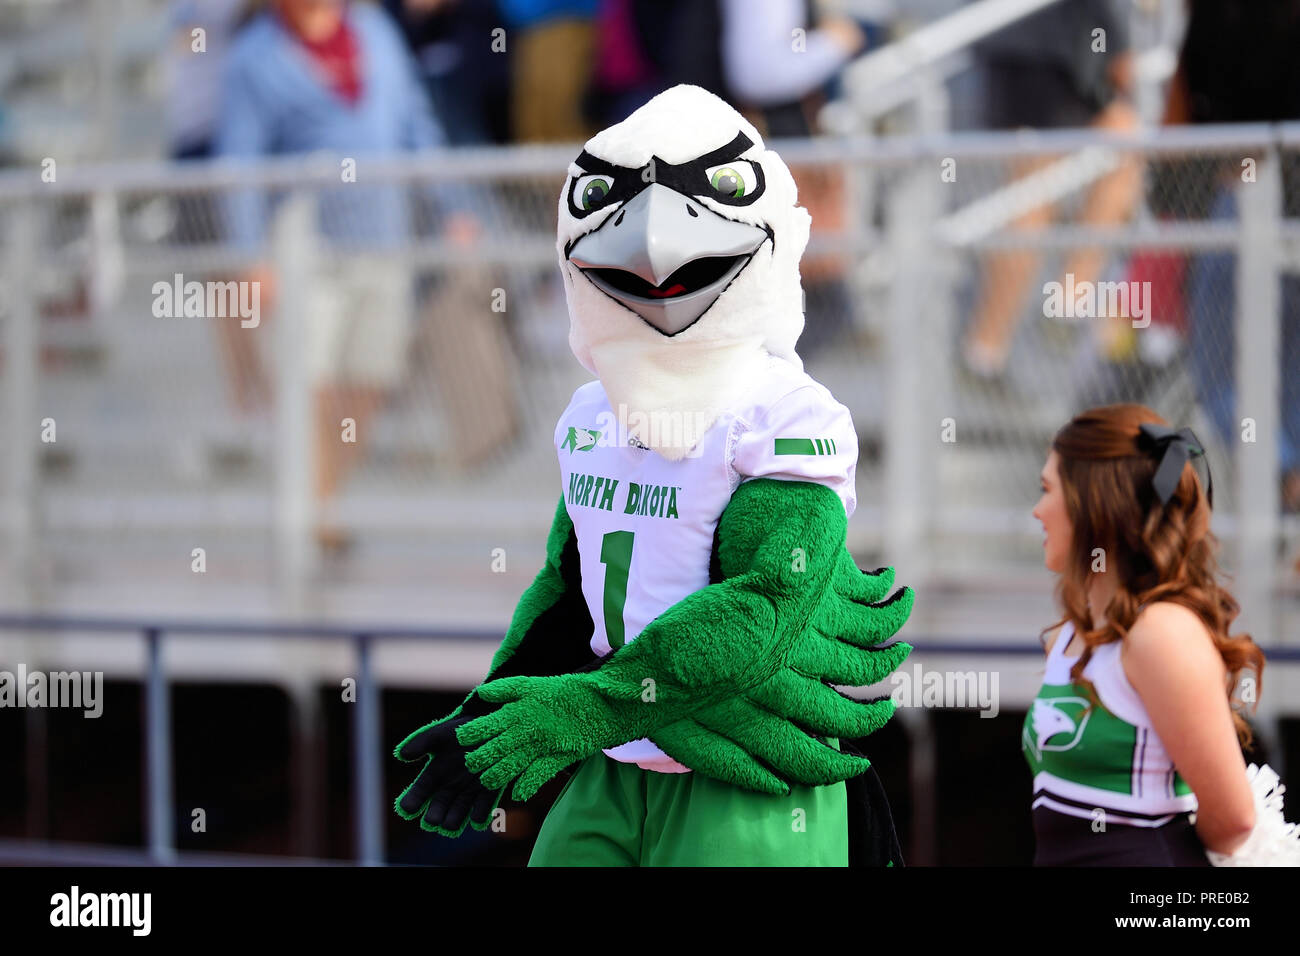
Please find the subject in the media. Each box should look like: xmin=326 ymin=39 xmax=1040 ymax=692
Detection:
xmin=394 ymin=702 xmax=505 ymax=837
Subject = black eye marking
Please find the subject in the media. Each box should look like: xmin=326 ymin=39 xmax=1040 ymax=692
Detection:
xmin=565 ymin=130 xmax=766 ymax=220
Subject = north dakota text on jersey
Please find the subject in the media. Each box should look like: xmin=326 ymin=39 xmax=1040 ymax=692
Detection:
xmin=567 ymin=471 xmax=681 ymax=519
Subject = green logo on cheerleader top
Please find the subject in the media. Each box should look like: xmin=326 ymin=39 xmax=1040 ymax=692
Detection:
xmin=1021 ymin=690 xmax=1093 ymax=764
xmin=1020 ymin=683 xmax=1194 ymax=796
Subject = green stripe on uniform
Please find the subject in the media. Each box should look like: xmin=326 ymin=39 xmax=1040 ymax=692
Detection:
xmin=774 ymin=438 xmax=818 ymax=455
xmin=775 ymin=437 xmax=839 ymax=456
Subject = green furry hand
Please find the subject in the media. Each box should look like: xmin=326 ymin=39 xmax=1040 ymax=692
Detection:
xmin=393 ymin=494 xmax=599 ymax=836
xmin=457 ymin=675 xmax=630 ymax=801
xmin=652 ymin=558 xmax=913 ymax=794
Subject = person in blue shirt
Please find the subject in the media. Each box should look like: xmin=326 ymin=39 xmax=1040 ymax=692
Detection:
xmin=216 ymin=0 xmax=479 ymax=556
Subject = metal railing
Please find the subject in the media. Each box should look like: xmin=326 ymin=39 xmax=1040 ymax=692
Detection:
xmin=2 ymin=613 xmax=1296 ymax=866
xmin=0 ymin=613 xmax=500 ymax=865
xmin=3 ymin=123 xmax=1300 ymax=631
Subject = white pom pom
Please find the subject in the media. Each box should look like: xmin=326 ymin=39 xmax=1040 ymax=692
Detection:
xmin=1205 ymin=763 xmax=1300 ymax=866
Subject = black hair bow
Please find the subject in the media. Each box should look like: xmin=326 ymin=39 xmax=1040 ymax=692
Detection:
xmin=1137 ymin=423 xmax=1213 ymax=507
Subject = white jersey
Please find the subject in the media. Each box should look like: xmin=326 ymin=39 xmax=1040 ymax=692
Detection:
xmin=553 ymin=355 xmax=857 ymax=772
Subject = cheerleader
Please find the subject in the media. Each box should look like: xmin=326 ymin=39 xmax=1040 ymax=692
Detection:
xmin=1026 ymin=404 xmax=1266 ymax=866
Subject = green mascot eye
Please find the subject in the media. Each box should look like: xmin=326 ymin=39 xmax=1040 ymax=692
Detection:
xmin=581 ymin=178 xmax=612 ymax=209
xmin=709 ymin=167 xmax=745 ymax=198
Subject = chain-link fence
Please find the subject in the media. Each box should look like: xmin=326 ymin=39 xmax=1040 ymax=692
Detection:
xmin=1 ymin=126 xmax=1298 ymax=638
xmin=856 ymin=124 xmax=1300 ymax=649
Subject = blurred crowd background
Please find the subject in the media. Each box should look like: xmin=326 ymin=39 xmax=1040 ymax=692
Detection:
xmin=0 ymin=0 xmax=1298 ymax=866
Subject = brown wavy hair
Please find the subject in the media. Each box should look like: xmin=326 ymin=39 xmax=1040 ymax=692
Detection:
xmin=1045 ymin=404 xmax=1264 ymax=749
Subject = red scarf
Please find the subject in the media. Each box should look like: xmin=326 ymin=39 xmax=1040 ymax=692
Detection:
xmin=287 ymin=9 xmax=363 ymax=104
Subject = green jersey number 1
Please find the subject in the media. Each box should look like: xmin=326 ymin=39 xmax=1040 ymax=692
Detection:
xmin=600 ymin=530 xmax=634 ymax=648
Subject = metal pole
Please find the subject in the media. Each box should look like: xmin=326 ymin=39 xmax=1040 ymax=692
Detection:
xmin=3 ymin=199 xmax=39 ymax=609
xmin=843 ymin=137 xmax=875 ymax=335
xmin=882 ymin=162 xmax=939 ymax=585
xmin=1234 ymin=147 xmax=1283 ymax=766
xmin=352 ymin=634 xmax=382 ymax=865
xmin=1234 ymin=151 xmax=1281 ymax=633
xmin=145 ymin=627 xmax=175 ymax=863
xmin=88 ymin=189 xmax=124 ymax=321
xmin=93 ymin=0 xmax=119 ymax=159
xmin=272 ymin=191 xmax=318 ymax=609
xmin=914 ymin=65 xmax=951 ymax=137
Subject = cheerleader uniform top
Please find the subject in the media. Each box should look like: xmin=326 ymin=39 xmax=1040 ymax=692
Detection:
xmin=1022 ymin=620 xmax=1198 ymax=829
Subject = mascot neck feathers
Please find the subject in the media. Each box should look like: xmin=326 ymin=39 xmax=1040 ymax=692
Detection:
xmin=557 ymin=84 xmax=812 ymax=461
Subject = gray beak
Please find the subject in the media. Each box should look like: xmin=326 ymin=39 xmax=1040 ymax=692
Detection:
xmin=568 ymin=183 xmax=768 ymax=335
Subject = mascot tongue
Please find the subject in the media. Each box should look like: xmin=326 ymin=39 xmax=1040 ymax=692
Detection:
xmin=646 ymin=283 xmax=686 ymax=298
xmin=558 ymin=85 xmax=811 ymax=461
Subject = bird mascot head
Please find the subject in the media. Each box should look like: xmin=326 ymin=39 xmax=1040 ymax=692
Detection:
xmin=557 ymin=84 xmax=812 ymax=460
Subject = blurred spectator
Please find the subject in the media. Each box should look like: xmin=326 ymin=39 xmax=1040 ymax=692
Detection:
xmin=164 ymin=0 xmax=253 ymax=248
xmin=382 ymin=0 xmax=511 ymax=145
xmin=382 ymin=0 xmax=521 ymax=474
xmin=165 ymin=0 xmax=251 ymax=161
xmin=715 ymin=0 xmax=876 ymax=356
xmin=1164 ymin=0 xmax=1300 ymax=513
xmin=960 ymin=0 xmax=1140 ymax=381
xmin=499 ymin=0 xmax=598 ymax=142
xmin=585 ymin=0 xmax=660 ymax=128
xmin=216 ymin=0 xmax=480 ymax=555
xmin=654 ymin=0 xmax=870 ymax=124
xmin=721 ymin=0 xmax=869 ymax=122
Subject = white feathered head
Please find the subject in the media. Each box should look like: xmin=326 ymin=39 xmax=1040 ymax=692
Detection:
xmin=555 ymin=85 xmax=812 ymax=459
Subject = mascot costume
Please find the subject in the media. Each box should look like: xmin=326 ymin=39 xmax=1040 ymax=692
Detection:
xmin=395 ymin=85 xmax=915 ymax=866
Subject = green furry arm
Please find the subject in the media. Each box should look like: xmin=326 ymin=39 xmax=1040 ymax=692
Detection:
xmin=482 ymin=494 xmax=596 ymax=682
xmin=651 ymin=550 xmax=913 ymax=793
xmin=457 ymin=478 xmax=855 ymax=799
xmin=575 ymin=477 xmax=842 ymax=698
xmin=407 ymin=493 xmax=593 ymax=726
xmin=392 ymin=494 xmax=595 ymax=834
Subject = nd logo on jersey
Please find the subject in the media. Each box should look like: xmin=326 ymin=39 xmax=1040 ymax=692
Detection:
xmin=562 ymin=427 xmax=601 ymax=453
xmin=1021 ymin=689 xmax=1093 ymax=768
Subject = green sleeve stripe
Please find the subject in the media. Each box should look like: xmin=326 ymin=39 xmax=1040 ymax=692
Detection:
xmin=776 ymin=437 xmax=842 ymax=456
xmin=775 ymin=438 xmax=818 ymax=456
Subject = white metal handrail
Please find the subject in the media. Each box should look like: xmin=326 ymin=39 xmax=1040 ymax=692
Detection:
xmin=843 ymin=0 xmax=1065 ymax=113
xmin=1 ymin=122 xmax=1296 ymax=202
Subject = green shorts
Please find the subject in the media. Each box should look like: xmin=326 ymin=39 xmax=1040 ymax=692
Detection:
xmin=529 ymin=750 xmax=849 ymax=867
